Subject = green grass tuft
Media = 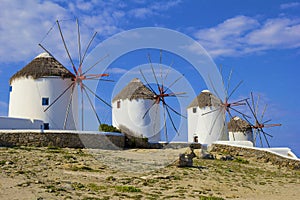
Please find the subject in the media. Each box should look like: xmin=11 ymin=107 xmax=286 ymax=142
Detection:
xmin=234 ymin=157 xmax=249 ymax=164
xmin=115 ymin=185 xmax=141 ymax=193
xmin=0 ymin=160 xmax=6 ymax=165
xmin=199 ymin=195 xmax=225 ymax=200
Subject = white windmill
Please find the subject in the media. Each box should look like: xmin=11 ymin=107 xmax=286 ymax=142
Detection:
xmin=112 ymin=78 xmax=161 ymax=142
xmin=188 ymin=68 xmax=250 ymax=145
xmin=9 ymin=52 xmax=77 ymax=130
xmin=37 ymin=19 xmax=111 ymax=130
xmin=228 ymin=116 xmax=254 ymax=144
xmin=112 ymin=51 xmax=186 ymax=143
xmin=187 ymin=90 xmax=226 ymax=144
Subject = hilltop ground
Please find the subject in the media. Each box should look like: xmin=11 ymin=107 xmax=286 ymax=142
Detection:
xmin=0 ymin=146 xmax=300 ymax=200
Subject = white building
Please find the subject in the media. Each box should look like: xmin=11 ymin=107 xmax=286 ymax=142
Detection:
xmin=228 ymin=116 xmax=254 ymax=145
xmin=0 ymin=116 xmax=44 ymax=130
xmin=112 ymin=78 xmax=161 ymax=142
xmin=8 ymin=52 xmax=77 ymax=130
xmin=187 ymin=90 xmax=227 ymax=145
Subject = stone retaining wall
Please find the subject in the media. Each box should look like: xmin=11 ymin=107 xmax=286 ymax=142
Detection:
xmin=209 ymin=144 xmax=300 ymax=170
xmin=0 ymin=131 xmax=125 ymax=150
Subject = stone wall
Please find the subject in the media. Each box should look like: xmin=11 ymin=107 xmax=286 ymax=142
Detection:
xmin=0 ymin=131 xmax=125 ymax=150
xmin=209 ymin=144 xmax=300 ymax=170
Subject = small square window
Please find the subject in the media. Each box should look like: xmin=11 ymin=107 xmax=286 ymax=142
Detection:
xmin=9 ymin=86 xmax=12 ymax=92
xmin=117 ymin=100 xmax=121 ymax=109
xmin=192 ymin=107 xmax=197 ymax=113
xmin=44 ymin=123 xmax=49 ymax=130
xmin=42 ymin=97 xmax=49 ymax=106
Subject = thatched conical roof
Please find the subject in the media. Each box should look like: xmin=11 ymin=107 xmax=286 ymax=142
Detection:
xmin=112 ymin=78 xmax=155 ymax=102
xmin=228 ymin=116 xmax=252 ymax=132
xmin=10 ymin=52 xmax=75 ymax=84
xmin=187 ymin=90 xmax=221 ymax=108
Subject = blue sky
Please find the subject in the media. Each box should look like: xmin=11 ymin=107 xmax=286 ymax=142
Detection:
xmin=0 ymin=0 xmax=300 ymax=155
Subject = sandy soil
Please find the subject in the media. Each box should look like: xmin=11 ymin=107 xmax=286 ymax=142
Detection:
xmin=0 ymin=146 xmax=299 ymax=200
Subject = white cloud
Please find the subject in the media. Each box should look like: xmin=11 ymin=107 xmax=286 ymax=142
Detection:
xmin=246 ymin=18 xmax=300 ymax=49
xmin=105 ymin=67 xmax=128 ymax=74
xmin=129 ymin=7 xmax=154 ymax=19
xmin=151 ymin=0 xmax=182 ymax=11
xmin=280 ymin=2 xmax=300 ymax=9
xmin=128 ymin=0 xmax=181 ymax=19
xmin=0 ymin=0 xmax=71 ymax=63
xmin=76 ymin=1 xmax=93 ymax=11
xmin=0 ymin=0 xmax=127 ymax=64
xmin=0 ymin=0 xmax=183 ymax=64
xmin=194 ymin=15 xmax=300 ymax=58
xmin=194 ymin=15 xmax=259 ymax=57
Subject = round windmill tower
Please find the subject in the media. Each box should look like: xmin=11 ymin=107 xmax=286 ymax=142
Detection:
xmin=187 ymin=90 xmax=227 ymax=144
xmin=8 ymin=52 xmax=78 ymax=130
xmin=228 ymin=116 xmax=254 ymax=144
xmin=112 ymin=78 xmax=161 ymax=142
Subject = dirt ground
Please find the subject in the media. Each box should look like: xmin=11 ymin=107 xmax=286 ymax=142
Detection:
xmin=0 ymin=146 xmax=299 ymax=200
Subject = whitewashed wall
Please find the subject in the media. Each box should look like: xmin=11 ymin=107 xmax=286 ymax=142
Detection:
xmin=229 ymin=130 xmax=254 ymax=143
xmin=9 ymin=77 xmax=77 ymax=130
xmin=0 ymin=116 xmax=44 ymax=129
xmin=188 ymin=106 xmax=226 ymax=144
xmin=112 ymin=98 xmax=161 ymax=142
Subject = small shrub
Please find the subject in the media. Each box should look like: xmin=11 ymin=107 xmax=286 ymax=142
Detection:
xmin=234 ymin=157 xmax=249 ymax=164
xmin=225 ymin=168 xmax=233 ymax=173
xmin=199 ymin=195 xmax=225 ymax=200
xmin=46 ymin=146 xmax=63 ymax=153
xmin=115 ymin=185 xmax=141 ymax=193
xmin=45 ymin=185 xmax=56 ymax=192
xmin=63 ymin=155 xmax=76 ymax=160
xmin=47 ymin=146 xmax=60 ymax=150
xmin=0 ymin=160 xmax=6 ymax=165
xmin=87 ymin=183 xmax=106 ymax=192
xmin=72 ymin=182 xmax=85 ymax=190
xmin=106 ymin=176 xmax=116 ymax=181
xmin=99 ymin=124 xmax=121 ymax=132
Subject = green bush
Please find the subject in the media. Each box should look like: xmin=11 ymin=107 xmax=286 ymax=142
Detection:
xmin=99 ymin=124 xmax=121 ymax=132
